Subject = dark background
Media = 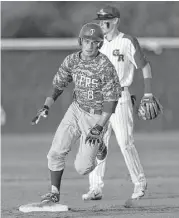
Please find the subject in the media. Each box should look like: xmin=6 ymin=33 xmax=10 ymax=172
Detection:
xmin=1 ymin=1 xmax=179 ymax=133
xmin=2 ymin=1 xmax=179 ymax=38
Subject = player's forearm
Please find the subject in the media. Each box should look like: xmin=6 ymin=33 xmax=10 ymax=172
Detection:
xmin=143 ymin=78 xmax=152 ymax=94
xmin=44 ymin=87 xmax=63 ymax=108
xmin=44 ymin=97 xmax=55 ymax=108
xmin=96 ymin=112 xmax=111 ymax=128
xmin=96 ymin=101 xmax=118 ymax=127
xmin=142 ymin=63 xmax=153 ymax=95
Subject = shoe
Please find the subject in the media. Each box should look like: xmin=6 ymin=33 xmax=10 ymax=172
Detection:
xmin=41 ymin=192 xmax=60 ymax=203
xmin=131 ymin=182 xmax=147 ymax=199
xmin=97 ymin=141 xmax=107 ymax=161
xmin=82 ymin=188 xmax=102 ymax=200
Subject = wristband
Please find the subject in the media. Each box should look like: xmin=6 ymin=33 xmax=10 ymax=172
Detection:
xmin=94 ymin=124 xmax=103 ymax=132
xmin=43 ymin=105 xmax=49 ymax=110
xmin=52 ymin=89 xmax=63 ymax=101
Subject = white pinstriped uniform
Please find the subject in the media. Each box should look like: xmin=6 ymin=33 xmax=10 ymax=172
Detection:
xmin=88 ymin=32 xmax=147 ymax=191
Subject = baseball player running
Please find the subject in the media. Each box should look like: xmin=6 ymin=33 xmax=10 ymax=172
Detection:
xmin=82 ymin=5 xmax=155 ymax=201
xmin=22 ymin=23 xmax=121 ymax=212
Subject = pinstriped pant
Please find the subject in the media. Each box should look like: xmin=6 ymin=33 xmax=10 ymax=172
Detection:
xmin=88 ymin=88 xmax=146 ymax=190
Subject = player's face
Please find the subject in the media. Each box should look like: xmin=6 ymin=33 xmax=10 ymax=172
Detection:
xmin=81 ymin=38 xmax=100 ymax=59
xmin=99 ymin=19 xmax=116 ymax=35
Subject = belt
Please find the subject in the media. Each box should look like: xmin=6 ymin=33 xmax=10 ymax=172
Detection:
xmin=78 ymin=103 xmax=102 ymax=115
xmin=121 ymin=87 xmax=128 ymax=91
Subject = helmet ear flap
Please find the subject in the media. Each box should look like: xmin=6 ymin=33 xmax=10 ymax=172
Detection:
xmin=98 ymin=41 xmax=103 ymax=49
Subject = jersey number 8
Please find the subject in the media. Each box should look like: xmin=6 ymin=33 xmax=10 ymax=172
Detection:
xmin=88 ymin=90 xmax=94 ymax=100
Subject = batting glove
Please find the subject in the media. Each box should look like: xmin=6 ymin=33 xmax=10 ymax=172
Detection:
xmin=85 ymin=124 xmax=103 ymax=145
xmin=31 ymin=105 xmax=49 ymax=125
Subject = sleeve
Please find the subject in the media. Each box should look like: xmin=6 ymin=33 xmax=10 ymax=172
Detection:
xmin=101 ymin=62 xmax=121 ymax=102
xmin=127 ymin=37 xmax=148 ymax=69
xmin=52 ymin=55 xmax=73 ymax=90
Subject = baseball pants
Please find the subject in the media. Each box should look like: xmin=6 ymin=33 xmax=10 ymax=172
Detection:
xmin=47 ymin=101 xmax=106 ymax=176
xmin=88 ymin=88 xmax=146 ymax=190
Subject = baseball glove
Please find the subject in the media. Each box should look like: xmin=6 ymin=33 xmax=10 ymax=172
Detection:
xmin=138 ymin=95 xmax=163 ymax=120
xmin=85 ymin=124 xmax=103 ymax=145
xmin=31 ymin=105 xmax=49 ymax=125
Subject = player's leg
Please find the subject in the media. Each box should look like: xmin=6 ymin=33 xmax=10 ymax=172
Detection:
xmin=110 ymin=93 xmax=147 ymax=199
xmin=82 ymin=122 xmax=112 ymax=200
xmin=43 ymin=102 xmax=81 ymax=203
xmin=19 ymin=102 xmax=81 ymax=212
xmin=74 ymin=106 xmax=109 ymax=176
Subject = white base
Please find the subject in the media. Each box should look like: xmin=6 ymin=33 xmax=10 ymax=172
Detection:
xmin=19 ymin=201 xmax=68 ymax=213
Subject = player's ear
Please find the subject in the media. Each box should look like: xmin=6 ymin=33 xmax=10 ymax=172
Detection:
xmin=115 ymin=18 xmax=120 ymax=25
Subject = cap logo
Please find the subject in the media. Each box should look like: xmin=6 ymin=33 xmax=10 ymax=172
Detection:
xmin=90 ymin=29 xmax=95 ymax=35
xmin=99 ymin=8 xmax=107 ymax=15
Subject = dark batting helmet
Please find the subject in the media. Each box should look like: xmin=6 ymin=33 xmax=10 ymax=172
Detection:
xmin=78 ymin=23 xmax=104 ymax=48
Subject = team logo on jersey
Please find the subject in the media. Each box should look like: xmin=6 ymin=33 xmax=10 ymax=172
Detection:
xmin=113 ymin=49 xmax=124 ymax=62
xmin=90 ymin=29 xmax=95 ymax=35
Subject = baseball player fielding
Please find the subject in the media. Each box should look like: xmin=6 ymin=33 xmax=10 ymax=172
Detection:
xmin=82 ymin=5 xmax=162 ymax=202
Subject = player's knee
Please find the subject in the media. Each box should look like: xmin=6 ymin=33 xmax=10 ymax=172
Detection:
xmin=74 ymin=159 xmax=96 ymax=175
xmin=47 ymin=150 xmax=67 ymax=171
xmin=75 ymin=165 xmax=95 ymax=176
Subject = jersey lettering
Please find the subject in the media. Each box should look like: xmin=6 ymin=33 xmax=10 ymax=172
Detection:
xmin=72 ymin=74 xmax=99 ymax=88
xmin=88 ymin=90 xmax=94 ymax=100
xmin=54 ymin=52 xmax=120 ymax=110
xmin=86 ymin=77 xmax=91 ymax=87
xmin=113 ymin=49 xmax=124 ymax=62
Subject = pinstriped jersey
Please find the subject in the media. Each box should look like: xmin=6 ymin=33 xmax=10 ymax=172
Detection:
xmin=52 ymin=51 xmax=121 ymax=110
xmin=100 ymin=32 xmax=148 ymax=87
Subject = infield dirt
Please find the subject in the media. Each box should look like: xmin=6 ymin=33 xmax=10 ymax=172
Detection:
xmin=1 ymin=133 xmax=179 ymax=218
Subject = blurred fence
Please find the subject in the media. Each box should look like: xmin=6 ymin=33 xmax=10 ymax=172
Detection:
xmin=1 ymin=38 xmax=179 ymax=133
xmin=2 ymin=37 xmax=179 ymax=53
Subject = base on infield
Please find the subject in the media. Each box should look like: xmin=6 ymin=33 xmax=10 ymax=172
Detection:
xmin=19 ymin=201 xmax=68 ymax=213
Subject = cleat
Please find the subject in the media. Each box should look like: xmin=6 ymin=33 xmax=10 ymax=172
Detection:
xmin=131 ymin=182 xmax=147 ymax=199
xmin=41 ymin=192 xmax=60 ymax=203
xmin=82 ymin=188 xmax=102 ymax=201
xmin=19 ymin=192 xmax=68 ymax=213
xmin=124 ymin=182 xmax=147 ymax=208
xmin=97 ymin=141 xmax=107 ymax=161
